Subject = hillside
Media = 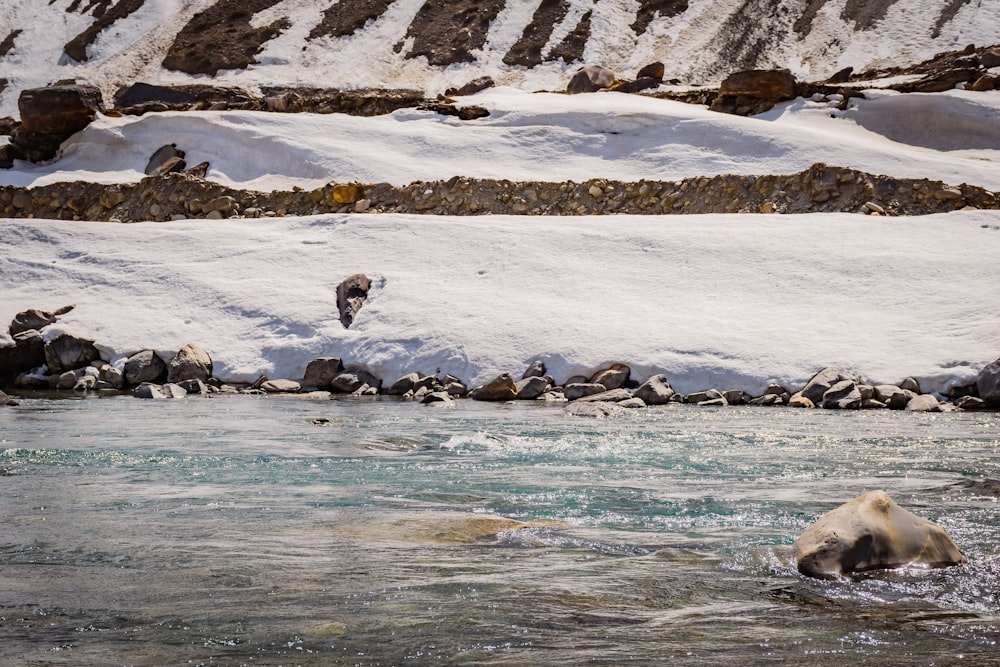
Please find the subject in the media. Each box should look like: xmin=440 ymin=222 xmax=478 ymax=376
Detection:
xmin=2 ymin=0 xmax=999 ymax=117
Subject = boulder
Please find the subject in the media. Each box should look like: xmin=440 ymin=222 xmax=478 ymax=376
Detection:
xmin=420 ymin=391 xmax=453 ymax=405
xmin=636 ymin=61 xmax=665 ymax=80
xmin=9 ymin=305 xmax=73 ymax=336
xmin=565 ymin=401 xmax=622 ymax=418
xmin=976 ymin=357 xmax=1000 ymax=408
xmin=787 ymin=392 xmax=815 ymax=408
xmin=331 ymin=369 xmax=381 ymax=393
xmin=337 ymin=273 xmax=372 ymax=328
xmin=567 ymin=64 xmax=616 ymax=94
xmin=590 ymin=363 xmax=630 ymax=390
xmin=955 ymin=396 xmax=987 ymax=410
xmin=0 ymin=389 xmax=18 ymax=406
xmin=563 ymin=383 xmax=607 ymax=401
xmin=167 ymin=343 xmax=213 ymax=383
xmin=261 ymin=379 xmax=301 ymax=393
xmin=469 ymin=373 xmax=518 ymax=401
xmin=822 ymin=380 xmax=862 ymax=409
xmin=44 ymin=333 xmax=100 ymax=375
xmin=723 ymin=390 xmax=752 ymax=405
xmin=515 ymin=376 xmax=550 ymax=400
xmin=873 ymin=384 xmax=913 ymax=410
xmin=521 ymin=359 xmax=546 ymax=379
xmin=133 ymin=382 xmax=188 ymax=399
xmin=710 ymin=69 xmax=798 ymax=116
xmin=794 ymin=490 xmax=964 ymax=579
xmin=685 ymin=389 xmax=725 ymax=404
xmin=387 ymin=372 xmax=421 ymax=396
xmin=899 ymin=377 xmax=921 ymax=393
xmin=145 ymin=144 xmax=186 ymax=176
xmin=56 ymin=369 xmax=81 ymax=390
xmin=574 ymin=388 xmax=632 ymax=403
xmin=124 ymin=349 xmax=167 ymax=385
xmin=0 ymin=329 xmax=46 ymax=378
xmin=801 ymin=367 xmax=860 ymax=405
xmin=301 ymin=357 xmax=345 ymax=390
xmin=176 ymin=378 xmax=209 ymax=395
xmin=6 ymin=84 xmax=104 ymax=163
xmin=905 ymin=394 xmax=941 ymax=412
xmin=634 ymin=374 xmax=675 ymax=405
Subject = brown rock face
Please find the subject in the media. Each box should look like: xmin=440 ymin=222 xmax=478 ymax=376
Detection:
xmin=17 ymin=84 xmax=104 ymax=136
xmin=397 ymin=0 xmax=505 ymax=66
xmin=794 ymin=490 xmax=965 ymax=579
xmin=710 ymin=69 xmax=799 ymax=116
xmin=167 ymin=343 xmax=213 ymax=383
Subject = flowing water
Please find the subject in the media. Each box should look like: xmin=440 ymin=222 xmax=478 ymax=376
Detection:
xmin=2 ymin=394 xmax=1000 ymax=666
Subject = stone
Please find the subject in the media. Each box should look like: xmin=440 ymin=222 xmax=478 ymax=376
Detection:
xmin=331 ymin=369 xmax=381 ymax=393
xmin=516 ymin=376 xmax=550 ymax=399
xmin=574 ymin=388 xmax=632 ymax=403
xmin=565 ymin=401 xmax=622 ymax=418
xmin=906 ymin=394 xmax=941 ymax=412
xmin=822 ymin=380 xmax=862 ymax=409
xmin=567 ymin=64 xmax=616 ymax=94
xmin=9 ymin=306 xmax=71 ymax=336
xmin=125 ymin=350 xmax=167 ymax=385
xmin=521 ymin=359 xmax=546 ymax=379
xmin=0 ymin=329 xmax=46 ymax=378
xmin=636 ymin=62 xmax=665 ymax=80
xmin=44 ymin=333 xmax=100 ymax=375
xmin=301 ymin=357 xmax=345 ymax=390
xmin=102 ymin=366 xmax=126 ymax=390
xmin=787 ymin=392 xmax=815 ymax=408
xmin=261 ymin=379 xmax=301 ymax=393
xmin=0 ymin=389 xmax=18 ymax=406
xmin=469 ymin=373 xmax=518 ymax=401
xmin=387 ymin=372 xmax=421 ymax=396
xmin=685 ymin=389 xmax=724 ymax=404
xmin=794 ymin=490 xmax=964 ymax=579
xmin=176 ymin=378 xmax=209 ymax=395
xmin=698 ymin=397 xmax=728 ymax=407
xmin=589 ymin=363 xmax=630 ymax=390
xmin=873 ymin=385 xmax=913 ymax=410
xmin=167 ymin=343 xmax=213 ymax=383
xmin=57 ymin=370 xmax=80 ymax=390
xmin=337 ymin=273 xmax=371 ymax=328
xmin=975 ymin=357 xmax=1000 ymax=408
xmin=955 ymin=396 xmax=986 ymax=410
xmin=634 ymin=374 xmax=675 ymax=405
xmin=801 ymin=367 xmax=859 ymax=405
xmin=618 ymin=397 xmax=647 ymax=409
xmin=899 ymin=377 xmax=921 ymax=393
xmin=73 ymin=375 xmax=97 ymax=391
xmin=133 ymin=382 xmax=187 ymax=399
xmin=967 ymin=74 xmax=1000 ymax=91
xmin=723 ymin=390 xmax=752 ymax=405
xmin=710 ymin=69 xmax=798 ymax=115
xmin=563 ymin=383 xmax=608 ymax=401
xmin=7 ymin=84 xmax=104 ymax=163
xmin=145 ymin=144 xmax=186 ymax=176
xmin=331 ymin=184 xmax=361 ymax=204
xmin=420 ymin=391 xmax=453 ymax=405
xmin=981 ymin=47 xmax=1000 ymax=69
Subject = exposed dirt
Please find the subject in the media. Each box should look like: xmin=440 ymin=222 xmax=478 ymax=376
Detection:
xmin=502 ymin=0 xmax=570 ymax=68
xmin=631 ymin=0 xmax=689 ymax=35
xmin=396 ymin=0 xmax=505 ymax=66
xmin=307 ymin=0 xmax=394 ymax=41
xmin=63 ymin=0 xmax=145 ymax=62
xmin=0 ymin=29 xmax=21 ymax=57
xmin=548 ymin=9 xmax=592 ymax=64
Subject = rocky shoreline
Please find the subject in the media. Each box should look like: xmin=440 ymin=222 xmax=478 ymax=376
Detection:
xmin=2 ymin=304 xmax=998 ymax=414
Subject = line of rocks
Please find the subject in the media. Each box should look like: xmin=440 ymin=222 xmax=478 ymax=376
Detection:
xmin=1 ymin=163 xmax=994 ymax=222
xmin=2 ymin=306 xmax=999 ymax=413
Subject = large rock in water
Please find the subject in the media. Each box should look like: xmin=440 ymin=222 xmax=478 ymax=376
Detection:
xmin=0 ymin=330 xmax=46 ymax=378
xmin=167 ymin=343 xmax=213 ymax=383
xmin=124 ymin=349 xmax=167 ymax=385
xmin=44 ymin=333 xmax=100 ymax=374
xmin=634 ymin=374 xmax=675 ymax=405
xmin=794 ymin=490 xmax=964 ymax=580
xmin=469 ymin=373 xmax=518 ymax=401
xmin=976 ymin=357 xmax=1000 ymax=408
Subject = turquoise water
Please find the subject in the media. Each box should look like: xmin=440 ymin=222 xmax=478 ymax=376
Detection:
xmin=2 ymin=395 xmax=999 ymax=666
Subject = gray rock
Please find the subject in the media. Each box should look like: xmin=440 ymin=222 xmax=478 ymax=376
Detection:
xmin=176 ymin=378 xmax=209 ymax=395
xmin=301 ymin=357 xmax=345 ymax=390
xmin=331 ymin=369 xmax=381 ymax=393
xmin=590 ymin=363 xmax=630 ymax=390
xmin=899 ymin=377 xmax=921 ymax=393
xmin=0 ymin=329 xmax=46 ymax=377
xmin=522 ymin=360 xmax=546 ymax=379
xmin=564 ymin=374 xmax=589 ymax=385
xmin=698 ymin=397 xmax=729 ymax=407
xmin=563 ymin=383 xmax=608 ymax=401
xmin=634 ymin=374 xmax=675 ymax=405
xmin=102 ymin=365 xmax=126 ymax=390
xmin=801 ymin=367 xmax=844 ymax=405
xmin=387 ymin=372 xmax=421 ymax=395
xmin=167 ymin=343 xmax=212 ymax=383
xmin=955 ymin=396 xmax=987 ymax=410
xmin=618 ymin=397 xmax=647 ymax=409
xmin=575 ymin=388 xmax=632 ymax=403
xmin=444 ymin=380 xmax=468 ymax=397
xmin=145 ymin=144 xmax=186 ymax=176
xmin=516 ymin=375 xmax=550 ymax=399
xmin=787 ymin=392 xmax=815 ymax=408
xmin=723 ymin=390 xmax=752 ymax=405
xmin=976 ymin=357 xmax=1000 ymax=408
xmin=73 ymin=375 xmax=97 ymax=391
xmin=685 ymin=389 xmax=724 ymax=404
xmin=537 ymin=390 xmax=567 ymax=402
xmin=822 ymin=380 xmax=862 ymax=409
xmin=337 ymin=273 xmax=372 ymax=329
xmin=44 ymin=333 xmax=100 ymax=375
xmin=9 ymin=306 xmax=72 ymax=336
xmin=905 ymin=394 xmax=941 ymax=412
xmin=469 ymin=373 xmax=518 ymax=401
xmin=861 ymin=398 xmax=887 ymax=410
xmin=565 ymin=401 xmax=622 ymax=418
xmin=125 ymin=349 xmax=167 ymax=385
xmin=420 ymin=391 xmax=453 ymax=405
xmin=133 ymin=382 xmax=187 ymax=399
xmin=261 ymin=379 xmax=301 ymax=393
xmin=57 ymin=370 xmax=80 ymax=390
xmin=873 ymin=384 xmax=912 ymax=410
xmin=567 ymin=64 xmax=616 ymax=94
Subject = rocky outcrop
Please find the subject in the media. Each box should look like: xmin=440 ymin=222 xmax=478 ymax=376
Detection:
xmin=337 ymin=273 xmax=372 ymax=329
xmin=976 ymin=358 xmax=1000 ymax=408
xmin=710 ymin=69 xmax=798 ymax=116
xmin=0 ymin=330 xmax=46 ymax=380
xmin=794 ymin=490 xmax=964 ymax=579
xmin=1 ymin=84 xmax=104 ymax=166
xmin=44 ymin=333 xmax=100 ymax=375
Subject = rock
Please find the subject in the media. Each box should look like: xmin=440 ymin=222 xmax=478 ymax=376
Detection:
xmin=102 ymin=365 xmax=126 ymax=390
xmin=982 ymin=47 xmax=1000 ymax=69
xmin=0 ymin=389 xmax=18 ymax=406
xmin=955 ymin=396 xmax=986 ymax=410
xmin=801 ymin=367 xmax=860 ymax=405
xmin=133 ymin=382 xmax=188 ymax=399
xmin=6 ymin=84 xmax=104 ymax=163
xmin=387 ymin=372 xmax=421 ymax=396
xmin=331 ymin=183 xmax=361 ymax=204
xmin=634 ymin=374 xmax=675 ymax=405
xmin=145 ymin=144 xmax=186 ymax=176
xmin=618 ymin=397 xmax=647 ymax=409
xmin=685 ymin=389 xmax=724 ymax=404
xmin=565 ymin=401 xmax=622 ymax=418
xmin=710 ymin=69 xmax=798 ymax=116
xmin=873 ymin=385 xmax=914 ymax=410
xmin=822 ymin=380 xmax=862 ymax=409
xmin=610 ymin=77 xmax=661 ymax=94
xmin=469 ymin=373 xmax=518 ymax=401
xmin=563 ymin=383 xmax=608 ymax=401
xmin=0 ymin=329 xmax=46 ymax=378
xmin=968 ymin=74 xmax=1000 ymax=91
xmin=44 ymin=333 xmax=100 ymax=375
xmin=445 ymin=76 xmax=495 ymax=97
xmin=443 ymin=379 xmax=468 ymax=397
xmin=337 ymin=273 xmax=371 ymax=328
xmin=521 ymin=359 xmax=546 ymax=379
xmin=905 ymin=394 xmax=941 ymax=412
xmin=420 ymin=391 xmax=453 ymax=405
xmin=567 ymin=64 xmax=616 ymax=94
xmin=723 ymin=390 xmax=752 ymax=405
xmin=56 ymin=370 xmax=80 ymax=390
xmin=73 ymin=375 xmax=97 ymax=391
xmin=636 ymin=62 xmax=665 ymax=80
xmin=9 ymin=306 xmax=71 ymax=336
xmin=176 ymin=378 xmax=209 ymax=395
xmin=698 ymin=398 xmax=728 ymax=407
xmin=261 ymin=379 xmax=301 ymax=393
xmin=516 ymin=376 xmax=550 ymax=399
xmin=975 ymin=357 xmax=1000 ymax=408
xmin=331 ymin=369 xmax=381 ymax=393
xmin=301 ymin=357 xmax=345 ymax=390
xmin=590 ymin=363 xmax=630 ymax=390
xmin=826 ymin=66 xmax=853 ymax=84
xmin=124 ymin=349 xmax=167 ymax=385
xmin=574 ymin=388 xmax=632 ymax=403
xmin=793 ymin=490 xmax=964 ymax=579
xmin=899 ymin=377 xmax=921 ymax=393
xmin=167 ymin=343 xmax=213 ymax=383
xmin=787 ymin=392 xmax=815 ymax=408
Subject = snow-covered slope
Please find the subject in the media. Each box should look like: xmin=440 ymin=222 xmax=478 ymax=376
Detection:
xmin=2 ymin=0 xmax=999 ymax=118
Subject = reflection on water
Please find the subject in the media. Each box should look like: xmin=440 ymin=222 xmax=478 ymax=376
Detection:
xmin=1 ymin=395 xmax=999 ymax=665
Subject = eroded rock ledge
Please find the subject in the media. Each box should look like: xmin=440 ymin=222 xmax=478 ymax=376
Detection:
xmin=1 ymin=164 xmax=994 ymax=222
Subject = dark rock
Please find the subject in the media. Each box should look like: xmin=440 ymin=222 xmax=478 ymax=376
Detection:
xmin=636 ymin=61 xmax=665 ymax=80
xmin=973 ymin=357 xmax=1000 ymax=405
xmin=873 ymin=384 xmax=914 ymax=410
xmin=723 ymin=390 xmax=752 ymax=405
xmin=968 ymin=74 xmax=1000 ymax=91
xmin=955 ymin=396 xmax=987 ymax=410
xmin=981 ymin=47 xmax=1000 ymax=69
xmin=8 ymin=307 xmax=66 ymax=336
xmin=176 ymin=378 xmax=210 ymax=395
xmin=710 ymin=69 xmax=798 ymax=116
xmin=261 ymin=379 xmax=301 ymax=393
xmin=826 ymin=66 xmax=854 ymax=83
xmin=563 ymin=383 xmax=608 ymax=401
xmin=396 ymin=0 xmax=504 ymax=66
xmin=634 ymin=374 xmax=675 ymax=405
xmin=44 ymin=333 xmax=100 ymax=375
xmin=899 ymin=377 xmax=921 ymax=393
xmin=548 ymin=9 xmax=591 ymax=64
xmin=387 ymin=372 xmax=421 ymax=396
xmin=590 ymin=363 xmax=630 ymax=390
xmin=685 ymin=389 xmax=724 ymax=404
xmin=331 ymin=368 xmax=381 ymax=393
xmin=610 ymin=77 xmax=661 ymax=94
xmin=185 ymin=161 xmax=210 ymax=178
xmin=522 ymin=359 xmax=546 ymax=379
xmin=567 ymin=64 xmax=616 ymax=94
xmin=906 ymin=394 xmax=941 ymax=412
xmin=145 ymin=144 xmax=186 ymax=176
xmin=5 ymin=84 xmax=104 ymax=164
xmin=821 ymin=380 xmax=862 ymax=410
xmin=893 ymin=68 xmax=979 ymax=93
xmin=167 ymin=343 xmax=213 ymax=383
xmin=301 ymin=357 xmax=345 ymax=390
xmin=445 ymin=77 xmax=495 ymax=97
xmin=0 ymin=329 xmax=46 ymax=379
xmin=307 ymin=0 xmax=394 ymax=40
xmin=125 ymin=350 xmax=168 ymax=385
xmin=574 ymin=388 xmax=632 ymax=403
xmin=469 ymin=373 xmax=518 ymax=401
xmin=337 ymin=273 xmax=371 ymax=328
xmin=516 ymin=376 xmax=551 ymax=399
xmin=0 ymin=389 xmax=18 ymax=406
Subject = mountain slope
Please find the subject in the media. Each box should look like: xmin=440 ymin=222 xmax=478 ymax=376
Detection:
xmin=1 ymin=0 xmax=998 ymax=117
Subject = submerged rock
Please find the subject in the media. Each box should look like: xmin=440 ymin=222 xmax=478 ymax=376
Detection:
xmin=794 ymin=490 xmax=964 ymax=579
